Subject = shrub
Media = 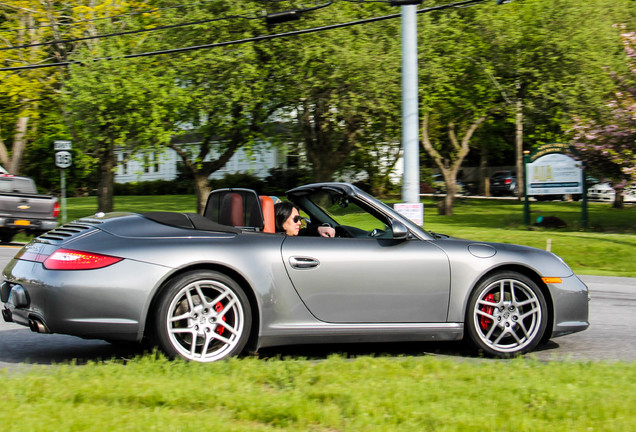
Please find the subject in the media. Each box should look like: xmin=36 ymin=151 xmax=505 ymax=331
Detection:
xmin=114 ymin=179 xmax=194 ymax=195
xmin=209 ymin=172 xmax=266 ymax=192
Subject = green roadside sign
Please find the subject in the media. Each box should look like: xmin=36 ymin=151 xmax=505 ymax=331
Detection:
xmin=523 ymin=143 xmax=588 ymax=229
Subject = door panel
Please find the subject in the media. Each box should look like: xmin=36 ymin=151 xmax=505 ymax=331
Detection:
xmin=281 ymin=237 xmax=450 ymax=323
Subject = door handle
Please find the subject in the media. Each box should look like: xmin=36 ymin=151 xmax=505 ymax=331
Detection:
xmin=289 ymin=256 xmax=320 ymax=269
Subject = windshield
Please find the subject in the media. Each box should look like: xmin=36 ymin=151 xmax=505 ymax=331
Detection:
xmin=301 ymin=189 xmax=389 ymax=234
xmin=288 ymin=183 xmax=432 ymax=240
xmin=0 ymin=178 xmax=37 ymax=194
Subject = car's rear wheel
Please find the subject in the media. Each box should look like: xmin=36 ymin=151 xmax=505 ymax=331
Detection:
xmin=152 ymin=270 xmax=251 ymax=362
xmin=466 ymin=272 xmax=548 ymax=358
xmin=0 ymin=230 xmax=15 ymax=243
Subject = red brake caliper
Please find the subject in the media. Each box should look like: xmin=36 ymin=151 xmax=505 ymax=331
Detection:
xmin=214 ymin=302 xmax=227 ymax=335
xmin=479 ymin=293 xmax=495 ymax=331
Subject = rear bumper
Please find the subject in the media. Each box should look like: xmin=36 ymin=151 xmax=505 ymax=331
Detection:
xmin=0 ymin=217 xmax=58 ymax=231
xmin=2 ymin=258 xmax=169 ymax=342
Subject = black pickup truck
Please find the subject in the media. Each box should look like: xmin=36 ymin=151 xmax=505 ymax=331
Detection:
xmin=0 ymin=175 xmax=59 ymax=243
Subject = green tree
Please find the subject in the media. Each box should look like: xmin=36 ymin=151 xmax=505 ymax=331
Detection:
xmin=64 ymin=42 xmax=181 ymax=211
xmin=571 ymin=25 xmax=636 ymax=208
xmin=0 ymin=1 xmax=57 ymax=174
xmin=469 ymin=0 xmax=633 ymax=195
xmin=0 ymin=0 xmax=152 ymax=190
xmin=416 ymin=0 xmax=633 ymax=216
xmin=276 ymin=2 xmax=403 ymax=185
xmin=417 ymin=6 xmax=499 ymax=215
xmin=115 ymin=1 xmax=404 ymax=210
xmin=131 ymin=0 xmax=290 ymax=212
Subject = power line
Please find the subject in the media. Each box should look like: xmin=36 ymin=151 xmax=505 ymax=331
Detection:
xmin=0 ymin=0 xmax=487 ymax=72
xmin=341 ymin=0 xmax=392 ymax=3
xmin=0 ymin=13 xmax=262 ymax=52
xmin=0 ymin=0 xmax=339 ymax=34
xmin=0 ymin=0 xmax=223 ymax=33
xmin=265 ymin=1 xmax=333 ymax=24
xmin=0 ymin=1 xmax=334 ymax=52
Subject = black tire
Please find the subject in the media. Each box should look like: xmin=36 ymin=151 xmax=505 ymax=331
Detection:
xmin=152 ymin=270 xmax=252 ymax=362
xmin=466 ymin=271 xmax=548 ymax=358
xmin=0 ymin=230 xmax=15 ymax=244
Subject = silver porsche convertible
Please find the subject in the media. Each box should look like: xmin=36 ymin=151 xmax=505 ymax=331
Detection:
xmin=1 ymin=183 xmax=589 ymax=361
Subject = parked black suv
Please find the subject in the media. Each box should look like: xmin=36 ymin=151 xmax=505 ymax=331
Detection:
xmin=490 ymin=170 xmax=517 ymax=196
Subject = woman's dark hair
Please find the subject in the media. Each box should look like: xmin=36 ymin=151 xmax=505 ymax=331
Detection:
xmin=274 ymin=201 xmax=299 ymax=233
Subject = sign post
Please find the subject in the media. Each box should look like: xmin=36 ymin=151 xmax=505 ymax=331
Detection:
xmin=581 ymin=166 xmax=588 ymax=229
xmin=54 ymin=140 xmax=72 ymax=223
xmin=523 ymin=151 xmax=530 ymax=226
xmin=524 ymin=143 xmax=587 ymax=229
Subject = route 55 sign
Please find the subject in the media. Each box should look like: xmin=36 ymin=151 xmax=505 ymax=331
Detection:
xmin=55 ymin=151 xmax=72 ymax=169
xmin=54 ymin=140 xmax=72 ymax=169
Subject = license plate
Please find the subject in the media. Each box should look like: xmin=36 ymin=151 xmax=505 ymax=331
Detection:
xmin=14 ymin=220 xmax=30 ymax=226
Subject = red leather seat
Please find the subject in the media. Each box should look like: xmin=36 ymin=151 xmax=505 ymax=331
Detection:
xmin=259 ymin=196 xmax=275 ymax=233
xmin=220 ymin=193 xmax=243 ymax=227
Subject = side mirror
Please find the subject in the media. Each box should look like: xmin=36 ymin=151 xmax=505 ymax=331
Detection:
xmin=391 ymin=220 xmax=409 ymax=240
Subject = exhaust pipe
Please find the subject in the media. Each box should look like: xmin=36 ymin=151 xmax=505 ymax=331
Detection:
xmin=28 ymin=318 xmax=51 ymax=334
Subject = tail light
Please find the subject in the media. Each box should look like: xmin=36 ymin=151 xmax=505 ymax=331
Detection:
xmin=53 ymin=201 xmax=60 ymax=218
xmin=42 ymin=249 xmax=123 ymax=270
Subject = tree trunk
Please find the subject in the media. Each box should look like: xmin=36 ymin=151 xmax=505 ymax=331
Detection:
xmin=194 ymin=174 xmax=211 ymax=214
xmin=0 ymin=134 xmax=9 ymax=170
xmin=7 ymin=116 xmax=29 ymax=174
xmin=97 ymin=143 xmax=115 ymax=213
xmin=613 ymin=189 xmax=625 ymax=209
xmin=443 ymin=181 xmax=458 ymax=215
xmin=169 ymin=137 xmax=240 ymax=213
xmin=299 ymin=100 xmax=357 ymax=183
xmin=480 ymin=145 xmax=489 ymax=196
xmin=421 ymin=113 xmax=487 ymax=216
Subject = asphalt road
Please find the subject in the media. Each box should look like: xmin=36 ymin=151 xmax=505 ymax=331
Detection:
xmin=1 ymin=244 xmax=634 ymax=372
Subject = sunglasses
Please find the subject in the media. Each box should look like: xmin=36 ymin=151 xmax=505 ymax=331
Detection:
xmin=292 ymin=215 xmax=302 ymax=223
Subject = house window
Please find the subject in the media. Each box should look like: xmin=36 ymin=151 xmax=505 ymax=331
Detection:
xmin=121 ymin=153 xmax=128 ymax=175
xmin=144 ymin=153 xmax=152 ymax=173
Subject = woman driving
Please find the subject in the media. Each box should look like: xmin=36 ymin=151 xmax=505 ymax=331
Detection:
xmin=274 ymin=202 xmax=335 ymax=237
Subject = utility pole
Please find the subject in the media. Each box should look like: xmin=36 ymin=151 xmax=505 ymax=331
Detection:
xmin=394 ymin=1 xmax=422 ymax=203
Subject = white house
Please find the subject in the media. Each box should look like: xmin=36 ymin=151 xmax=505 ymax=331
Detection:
xmin=115 ymin=143 xmax=285 ymax=183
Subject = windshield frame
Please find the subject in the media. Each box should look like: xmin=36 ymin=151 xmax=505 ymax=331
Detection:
xmin=287 ymin=182 xmax=433 ymax=240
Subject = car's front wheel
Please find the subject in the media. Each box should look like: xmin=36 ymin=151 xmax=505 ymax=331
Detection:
xmin=152 ymin=270 xmax=252 ymax=362
xmin=466 ymin=272 xmax=548 ymax=358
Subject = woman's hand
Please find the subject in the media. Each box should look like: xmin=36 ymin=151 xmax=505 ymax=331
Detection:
xmin=317 ymin=225 xmax=336 ymax=238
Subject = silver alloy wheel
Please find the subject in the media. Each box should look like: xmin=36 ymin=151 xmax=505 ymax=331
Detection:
xmin=472 ymin=277 xmax=543 ymax=354
xmin=166 ymin=278 xmax=246 ymax=362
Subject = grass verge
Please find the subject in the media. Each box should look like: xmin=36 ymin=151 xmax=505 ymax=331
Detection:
xmin=1 ymin=354 xmax=635 ymax=431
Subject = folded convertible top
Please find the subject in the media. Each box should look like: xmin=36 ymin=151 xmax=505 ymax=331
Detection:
xmin=142 ymin=212 xmax=241 ymax=234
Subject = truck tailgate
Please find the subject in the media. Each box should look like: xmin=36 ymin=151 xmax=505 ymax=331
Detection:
xmin=0 ymin=193 xmax=57 ymax=219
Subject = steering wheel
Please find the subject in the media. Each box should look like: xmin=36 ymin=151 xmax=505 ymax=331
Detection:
xmin=334 ymin=225 xmax=352 ymax=238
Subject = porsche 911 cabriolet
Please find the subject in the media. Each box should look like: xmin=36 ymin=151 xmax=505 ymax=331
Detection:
xmin=1 ymin=182 xmax=589 ymax=362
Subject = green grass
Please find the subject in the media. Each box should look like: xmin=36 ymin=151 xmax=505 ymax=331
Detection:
xmin=15 ymin=194 xmax=636 ymax=276
xmin=61 ymin=195 xmax=198 ymax=222
xmin=1 ymin=355 xmax=635 ymax=431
